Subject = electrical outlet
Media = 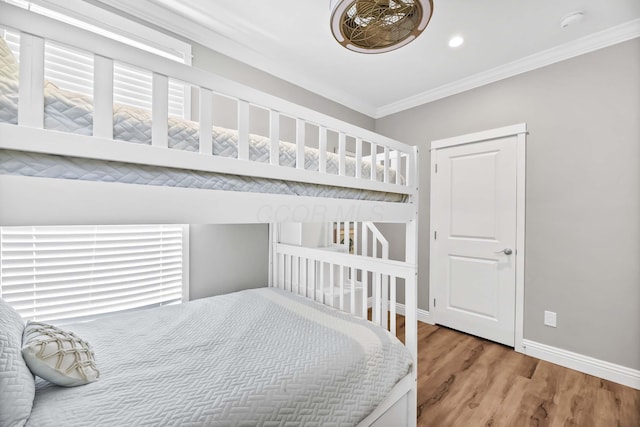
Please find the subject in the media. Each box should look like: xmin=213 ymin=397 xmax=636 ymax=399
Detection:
xmin=544 ymin=310 xmax=557 ymax=327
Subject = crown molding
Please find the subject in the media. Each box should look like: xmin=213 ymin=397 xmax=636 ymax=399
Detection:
xmin=374 ymin=18 xmax=640 ymax=118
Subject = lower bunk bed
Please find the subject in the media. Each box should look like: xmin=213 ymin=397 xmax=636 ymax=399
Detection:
xmin=2 ymin=287 xmax=413 ymax=426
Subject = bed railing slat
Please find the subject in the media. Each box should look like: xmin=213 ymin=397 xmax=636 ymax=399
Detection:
xmin=374 ymin=272 xmax=381 ymax=326
xmin=199 ymin=88 xmax=213 ymax=155
xmin=338 ymin=132 xmax=346 ymax=176
xmin=319 ymin=127 xmax=327 ymax=173
xmin=296 ymin=118 xmax=305 ymax=170
xmin=339 ymin=265 xmax=345 ymax=311
xmin=370 ymin=143 xmax=378 ymax=181
xmin=318 ymin=261 xmax=324 ymax=303
xmin=384 ymin=147 xmax=390 ymax=184
xmin=350 ymin=266 xmax=356 ymax=315
xmin=269 ymin=110 xmax=279 ymax=165
xmin=93 ymin=55 xmax=113 ymax=139
xmin=329 ymin=263 xmax=335 ymax=308
xmin=152 ymin=73 xmax=168 ymax=148
xmin=18 ymin=33 xmax=44 ymax=129
xmin=361 ymin=269 xmax=367 ymax=319
xmin=300 ymin=257 xmax=307 ymax=298
xmin=355 ymin=138 xmax=362 ymax=179
xmin=237 ymin=100 xmax=250 ymax=160
xmin=390 ymin=276 xmax=397 ymax=333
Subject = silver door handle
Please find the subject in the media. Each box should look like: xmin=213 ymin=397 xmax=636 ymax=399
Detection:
xmin=495 ymin=248 xmax=513 ymax=255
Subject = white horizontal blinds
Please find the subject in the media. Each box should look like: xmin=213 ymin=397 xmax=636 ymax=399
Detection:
xmin=3 ymin=29 xmax=20 ymax=63
xmin=44 ymin=39 xmax=93 ymax=97
xmin=0 ymin=225 xmax=183 ymax=323
xmin=113 ymin=62 xmax=152 ymax=112
xmin=4 ymin=31 xmax=185 ymax=118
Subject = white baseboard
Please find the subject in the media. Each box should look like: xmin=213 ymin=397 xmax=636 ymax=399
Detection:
xmin=521 ymin=339 xmax=640 ymax=390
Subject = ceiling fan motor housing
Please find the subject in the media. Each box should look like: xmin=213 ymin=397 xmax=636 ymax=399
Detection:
xmin=330 ymin=0 xmax=433 ymax=53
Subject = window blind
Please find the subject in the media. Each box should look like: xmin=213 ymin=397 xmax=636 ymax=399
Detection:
xmin=4 ymin=14 xmax=188 ymax=118
xmin=0 ymin=225 xmax=185 ymax=323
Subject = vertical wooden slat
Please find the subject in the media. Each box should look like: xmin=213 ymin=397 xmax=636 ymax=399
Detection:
xmin=354 ymin=221 xmax=359 ymax=256
xmin=278 ymin=253 xmax=285 ymax=289
xmin=296 ymin=118 xmax=305 ymax=170
xmin=350 ymin=266 xmax=356 ymax=315
xmin=374 ymin=272 xmax=381 ymax=325
xmin=370 ymin=143 xmax=378 ymax=181
xmin=152 ymin=73 xmax=168 ymax=148
xmin=339 ymin=264 xmax=345 ymax=311
xmin=93 ymin=55 xmax=113 ymax=139
xmin=308 ymin=259 xmax=315 ymax=299
xmin=237 ymin=100 xmax=250 ymax=160
xmin=300 ymin=257 xmax=307 ymax=298
xmin=343 ymin=221 xmax=349 ymax=252
xmin=329 ymin=263 xmax=335 ymax=308
xmin=318 ymin=261 xmax=324 ymax=303
xmin=355 ymin=137 xmax=363 ymax=179
xmin=395 ymin=151 xmax=402 ymax=185
xmin=390 ymin=276 xmax=397 ymax=333
xmin=292 ymin=256 xmax=299 ymax=295
xmin=198 ymin=88 xmax=213 ymax=154
xmin=269 ymin=110 xmax=280 ymax=165
xmin=338 ymin=132 xmax=346 ymax=176
xmin=285 ymin=254 xmax=292 ymax=292
xmin=363 ymin=224 xmax=368 ymax=258
xmin=18 ymin=33 xmax=44 ymax=128
xmin=361 ymin=269 xmax=368 ymax=319
xmin=336 ymin=222 xmax=341 ymax=245
xmin=381 ymin=274 xmax=389 ymax=330
xmin=319 ymin=126 xmax=327 ymax=173
xmin=384 ymin=147 xmax=390 ymax=183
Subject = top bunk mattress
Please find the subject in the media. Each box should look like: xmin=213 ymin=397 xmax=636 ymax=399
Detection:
xmin=26 ymin=287 xmax=413 ymax=426
xmin=0 ymin=37 xmax=407 ymax=203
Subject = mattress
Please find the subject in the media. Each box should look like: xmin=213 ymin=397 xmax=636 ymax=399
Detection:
xmin=0 ymin=64 xmax=406 ymax=202
xmin=25 ymin=288 xmax=413 ymax=426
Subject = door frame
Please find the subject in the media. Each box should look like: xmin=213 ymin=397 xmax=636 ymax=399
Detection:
xmin=429 ymin=123 xmax=527 ymax=352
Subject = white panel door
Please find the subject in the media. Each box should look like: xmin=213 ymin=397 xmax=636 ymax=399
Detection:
xmin=432 ymin=136 xmax=517 ymax=346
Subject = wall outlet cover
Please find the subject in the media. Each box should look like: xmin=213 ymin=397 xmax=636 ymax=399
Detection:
xmin=544 ymin=310 xmax=557 ymax=327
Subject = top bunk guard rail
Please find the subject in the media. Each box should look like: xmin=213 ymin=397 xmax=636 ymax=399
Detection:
xmin=0 ymin=4 xmax=418 ymax=201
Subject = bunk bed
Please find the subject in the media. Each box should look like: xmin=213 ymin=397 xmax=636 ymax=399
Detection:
xmin=0 ymin=3 xmax=419 ymax=426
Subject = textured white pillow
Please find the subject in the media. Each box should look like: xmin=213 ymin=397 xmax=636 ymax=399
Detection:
xmin=0 ymin=298 xmax=34 ymax=427
xmin=22 ymin=322 xmax=100 ymax=387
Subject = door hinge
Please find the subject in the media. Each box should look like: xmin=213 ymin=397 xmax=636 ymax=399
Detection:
xmin=435 ymin=163 xmax=438 ymax=174
xmin=433 ymin=298 xmax=436 ymax=307
xmin=434 ymin=231 xmax=437 ymax=240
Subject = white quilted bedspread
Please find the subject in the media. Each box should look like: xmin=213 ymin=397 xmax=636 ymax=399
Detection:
xmin=26 ymin=288 xmax=412 ymax=426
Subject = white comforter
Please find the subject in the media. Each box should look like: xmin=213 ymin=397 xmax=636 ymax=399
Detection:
xmin=26 ymin=288 xmax=412 ymax=426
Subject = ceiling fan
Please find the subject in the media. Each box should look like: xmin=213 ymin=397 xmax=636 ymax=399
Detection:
xmin=330 ymin=0 xmax=434 ymax=53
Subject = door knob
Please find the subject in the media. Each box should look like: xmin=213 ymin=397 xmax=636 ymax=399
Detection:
xmin=495 ymin=248 xmax=513 ymax=255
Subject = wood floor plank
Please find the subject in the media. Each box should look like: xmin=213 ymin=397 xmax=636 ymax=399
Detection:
xmin=408 ymin=320 xmax=640 ymax=427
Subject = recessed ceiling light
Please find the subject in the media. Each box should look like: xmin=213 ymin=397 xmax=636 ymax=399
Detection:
xmin=448 ymin=36 xmax=464 ymax=48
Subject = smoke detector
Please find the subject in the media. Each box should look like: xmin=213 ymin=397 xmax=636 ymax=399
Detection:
xmin=330 ymin=0 xmax=434 ymax=54
xmin=560 ymin=11 xmax=585 ymax=29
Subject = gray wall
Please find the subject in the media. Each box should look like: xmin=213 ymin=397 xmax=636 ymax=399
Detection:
xmin=189 ymin=224 xmax=269 ymax=299
xmin=375 ymin=39 xmax=640 ymax=370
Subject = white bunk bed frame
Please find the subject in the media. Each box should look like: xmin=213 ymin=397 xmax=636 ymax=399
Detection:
xmin=0 ymin=4 xmax=419 ymax=426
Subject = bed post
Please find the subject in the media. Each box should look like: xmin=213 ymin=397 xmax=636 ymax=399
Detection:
xmin=405 ymin=145 xmax=419 ymax=426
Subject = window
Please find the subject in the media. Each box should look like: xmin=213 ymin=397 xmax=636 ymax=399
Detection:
xmin=2 ymin=0 xmax=192 ymax=118
xmin=0 ymin=224 xmax=188 ymax=323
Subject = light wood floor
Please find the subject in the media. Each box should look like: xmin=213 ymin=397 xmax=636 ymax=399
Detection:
xmin=394 ymin=317 xmax=640 ymax=427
